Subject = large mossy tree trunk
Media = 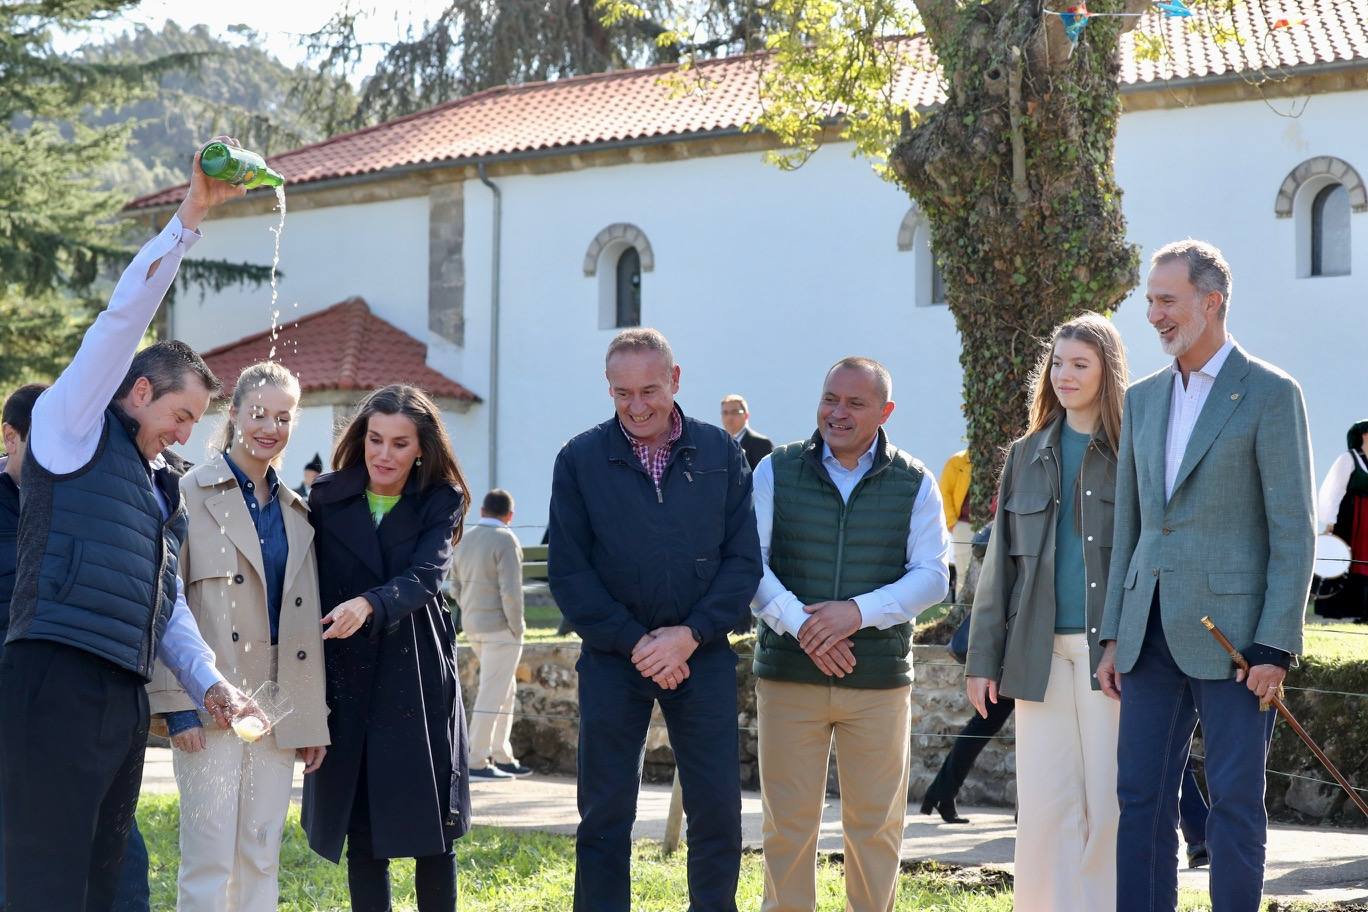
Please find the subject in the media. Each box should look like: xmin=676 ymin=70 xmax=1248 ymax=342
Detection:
xmin=891 ymin=0 xmax=1144 ymax=519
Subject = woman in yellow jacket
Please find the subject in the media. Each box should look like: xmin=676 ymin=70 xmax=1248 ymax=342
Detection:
xmin=149 ymin=360 xmax=329 ymax=912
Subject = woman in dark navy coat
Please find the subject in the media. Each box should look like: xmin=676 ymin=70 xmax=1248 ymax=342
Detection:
xmin=301 ymin=384 xmax=471 ymax=911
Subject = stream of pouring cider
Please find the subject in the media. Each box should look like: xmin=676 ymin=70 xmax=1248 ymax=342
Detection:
xmin=199 ymin=141 xmax=289 ymax=354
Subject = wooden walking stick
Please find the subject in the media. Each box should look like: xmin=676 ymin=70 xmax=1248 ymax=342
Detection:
xmin=1201 ymin=616 xmax=1368 ymax=820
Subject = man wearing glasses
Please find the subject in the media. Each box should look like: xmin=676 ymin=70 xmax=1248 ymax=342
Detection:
xmin=720 ymin=394 xmax=773 ymax=470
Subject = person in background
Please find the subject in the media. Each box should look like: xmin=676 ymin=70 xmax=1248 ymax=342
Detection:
xmin=720 ymin=394 xmax=773 ymax=470
xmin=149 ymin=360 xmax=329 ymax=912
xmin=302 ymin=384 xmax=471 ymax=912
xmin=967 ymin=313 xmax=1130 ymax=911
xmin=939 ymin=448 xmax=972 ymax=602
xmin=549 ymin=329 xmax=761 ymax=912
xmin=455 ymin=488 xmax=530 ymax=780
xmin=296 ymin=452 xmax=323 ymax=499
xmin=752 ymin=356 xmax=949 ymax=912
xmin=0 ymin=141 xmax=256 ymax=912
xmin=1315 ymin=419 xmax=1368 ymax=621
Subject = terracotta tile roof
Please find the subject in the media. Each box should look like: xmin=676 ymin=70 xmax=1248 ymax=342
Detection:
xmin=126 ymin=0 xmax=1366 ymax=211
xmin=1121 ymin=0 xmax=1368 ymax=84
xmin=202 ymin=297 xmax=479 ymax=402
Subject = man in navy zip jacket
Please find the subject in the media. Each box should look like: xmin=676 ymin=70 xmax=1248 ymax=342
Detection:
xmin=548 ymin=328 xmax=762 ymax=912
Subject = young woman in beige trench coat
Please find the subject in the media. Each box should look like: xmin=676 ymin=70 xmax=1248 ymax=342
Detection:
xmin=148 ymin=360 xmax=329 ymax=912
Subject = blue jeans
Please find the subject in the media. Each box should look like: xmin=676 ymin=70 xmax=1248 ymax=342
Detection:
xmin=573 ymin=643 xmax=741 ymax=912
xmin=1116 ymin=603 xmax=1275 ymax=912
xmin=111 ymin=819 xmax=149 ymax=912
xmin=1179 ymin=756 xmax=1210 ymax=850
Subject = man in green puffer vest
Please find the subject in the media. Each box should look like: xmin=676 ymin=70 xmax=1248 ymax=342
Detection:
xmin=751 ymin=357 xmax=950 ymax=912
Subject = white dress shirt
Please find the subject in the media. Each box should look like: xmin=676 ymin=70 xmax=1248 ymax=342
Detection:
xmin=1165 ymin=338 xmax=1235 ymax=502
xmin=751 ymin=435 xmax=950 ymax=637
xmin=27 ymin=215 xmax=224 ymax=705
xmin=1318 ymin=450 xmax=1367 ymax=529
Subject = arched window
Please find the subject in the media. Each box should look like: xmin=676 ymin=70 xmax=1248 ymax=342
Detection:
xmin=584 ymin=223 xmax=654 ymax=329
xmin=615 ymin=247 xmax=642 ymax=327
xmin=1311 ymin=183 xmax=1351 ymax=277
xmin=1275 ymin=156 xmax=1364 ymax=278
xmin=897 ymin=206 xmax=947 ymax=307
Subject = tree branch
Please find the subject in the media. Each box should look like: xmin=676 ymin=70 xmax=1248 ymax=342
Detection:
xmin=1116 ymin=0 xmax=1157 ymax=35
xmin=910 ymin=0 xmax=959 ymax=51
xmin=1007 ymin=47 xmax=1030 ymax=214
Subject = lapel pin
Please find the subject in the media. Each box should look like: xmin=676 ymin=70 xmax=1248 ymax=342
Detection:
xmin=1231 ymin=393 xmax=1241 ymax=400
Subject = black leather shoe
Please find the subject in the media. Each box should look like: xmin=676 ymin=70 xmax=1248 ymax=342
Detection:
xmin=1187 ymin=844 xmax=1210 ymax=869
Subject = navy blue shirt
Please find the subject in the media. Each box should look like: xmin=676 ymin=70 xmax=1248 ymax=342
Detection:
xmin=223 ymin=451 xmax=289 ymax=645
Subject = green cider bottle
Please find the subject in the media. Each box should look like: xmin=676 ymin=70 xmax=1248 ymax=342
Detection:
xmin=199 ymin=142 xmax=284 ymax=188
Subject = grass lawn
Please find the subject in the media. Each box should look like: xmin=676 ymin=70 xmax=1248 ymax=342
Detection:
xmin=1302 ymin=619 xmax=1368 ymax=662
xmin=139 ymin=793 xmax=1340 ymax=911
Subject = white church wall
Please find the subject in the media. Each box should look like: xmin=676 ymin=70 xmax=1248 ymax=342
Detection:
xmin=172 ymin=195 xmax=430 ymax=353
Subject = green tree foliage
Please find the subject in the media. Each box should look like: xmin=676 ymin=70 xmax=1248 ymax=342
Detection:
xmin=77 ymin=21 xmax=357 ymax=199
xmin=0 ymin=4 xmax=271 ymax=388
xmin=296 ymin=0 xmax=776 ymax=132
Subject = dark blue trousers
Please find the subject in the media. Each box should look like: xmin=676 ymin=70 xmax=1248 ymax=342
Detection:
xmin=1117 ymin=603 xmax=1276 ymax=912
xmin=574 ymin=643 xmax=741 ymax=912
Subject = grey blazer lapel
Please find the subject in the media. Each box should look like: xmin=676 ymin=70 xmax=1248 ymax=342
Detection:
xmin=1146 ymin=371 xmax=1172 ymax=502
xmin=1168 ymin=345 xmax=1251 ymax=501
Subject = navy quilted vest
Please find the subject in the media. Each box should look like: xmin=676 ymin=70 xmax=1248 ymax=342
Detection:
xmin=6 ymin=408 xmax=187 ymax=680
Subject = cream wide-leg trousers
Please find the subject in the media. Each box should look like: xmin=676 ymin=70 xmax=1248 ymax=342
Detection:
xmin=171 ymin=726 xmax=297 ymax=912
xmin=1013 ymin=632 xmax=1120 ymax=912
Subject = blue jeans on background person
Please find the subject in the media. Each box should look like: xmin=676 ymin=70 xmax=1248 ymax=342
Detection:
xmin=573 ymin=642 xmax=741 ymax=912
xmin=111 ymin=818 xmax=150 ymax=912
xmin=1116 ymin=601 xmax=1276 ymax=912
xmin=1179 ymin=756 xmax=1210 ymax=852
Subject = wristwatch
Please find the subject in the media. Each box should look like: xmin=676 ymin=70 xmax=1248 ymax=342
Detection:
xmin=687 ymin=625 xmax=703 ymax=644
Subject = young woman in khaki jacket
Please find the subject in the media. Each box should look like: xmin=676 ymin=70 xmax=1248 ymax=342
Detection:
xmin=148 ymin=360 xmax=329 ymax=912
xmin=964 ymin=313 xmax=1129 ymax=912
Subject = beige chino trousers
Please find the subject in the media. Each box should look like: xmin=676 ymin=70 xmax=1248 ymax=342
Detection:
xmin=468 ymin=630 xmax=523 ymax=767
xmin=757 ymin=678 xmax=912 ymax=912
xmin=1013 ymin=632 xmax=1120 ymax=912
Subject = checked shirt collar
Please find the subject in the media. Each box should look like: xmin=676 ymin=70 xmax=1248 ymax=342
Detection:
xmin=619 ymin=405 xmax=684 ymax=493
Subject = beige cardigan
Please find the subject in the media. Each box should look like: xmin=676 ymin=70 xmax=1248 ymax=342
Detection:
xmin=147 ymin=453 xmax=329 ymax=749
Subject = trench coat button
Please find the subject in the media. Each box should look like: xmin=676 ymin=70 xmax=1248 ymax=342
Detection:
xmin=1090 ymin=581 xmax=1097 ymax=588
xmin=295 ymin=596 xmax=303 ymax=606
xmin=297 ymin=650 xmax=307 ymax=660
xmin=1090 ymin=627 xmax=1098 ymax=634
xmin=1085 ymin=490 xmax=1092 ymax=496
xmin=233 ymin=574 xmax=244 ymax=584
xmin=1087 ymin=535 xmax=1094 ymax=541
xmin=231 ymin=632 xmax=239 ymax=642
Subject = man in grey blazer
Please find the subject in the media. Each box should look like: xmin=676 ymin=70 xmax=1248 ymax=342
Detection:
xmin=1097 ymin=240 xmax=1315 ymax=912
